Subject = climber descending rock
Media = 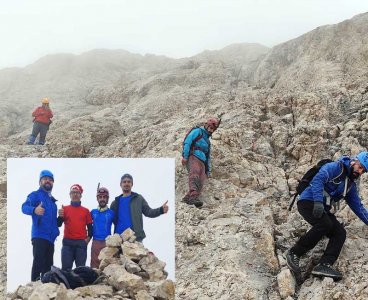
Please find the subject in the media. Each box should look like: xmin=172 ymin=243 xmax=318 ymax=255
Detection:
xmin=181 ymin=118 xmax=220 ymax=208
xmin=286 ymin=152 xmax=368 ymax=281
xmin=27 ymin=98 xmax=53 ymax=145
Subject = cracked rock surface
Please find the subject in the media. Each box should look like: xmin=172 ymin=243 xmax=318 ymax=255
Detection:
xmin=2 ymin=12 xmax=368 ymax=300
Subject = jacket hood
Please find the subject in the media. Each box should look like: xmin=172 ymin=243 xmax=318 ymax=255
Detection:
xmin=338 ymin=156 xmax=352 ymax=175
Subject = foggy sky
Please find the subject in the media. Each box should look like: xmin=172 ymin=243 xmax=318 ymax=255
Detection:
xmin=1 ymin=0 xmax=368 ymax=70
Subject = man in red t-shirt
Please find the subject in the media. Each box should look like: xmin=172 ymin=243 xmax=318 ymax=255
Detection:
xmin=28 ymin=98 xmax=54 ymax=146
xmin=57 ymin=184 xmax=92 ymax=271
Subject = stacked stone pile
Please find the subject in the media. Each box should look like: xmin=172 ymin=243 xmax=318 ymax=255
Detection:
xmin=7 ymin=229 xmax=174 ymax=300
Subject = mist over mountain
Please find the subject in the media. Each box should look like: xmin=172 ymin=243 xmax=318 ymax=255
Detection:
xmin=2 ymin=12 xmax=368 ymax=300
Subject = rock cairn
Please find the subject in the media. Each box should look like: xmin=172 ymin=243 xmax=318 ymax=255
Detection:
xmin=7 ymin=229 xmax=174 ymax=300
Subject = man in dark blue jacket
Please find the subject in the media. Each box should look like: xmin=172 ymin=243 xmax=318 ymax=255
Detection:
xmin=286 ymin=152 xmax=368 ymax=280
xmin=181 ymin=118 xmax=220 ymax=207
xmin=22 ymin=170 xmax=60 ymax=281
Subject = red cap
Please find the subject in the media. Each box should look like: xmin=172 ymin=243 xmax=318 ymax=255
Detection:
xmin=70 ymin=184 xmax=83 ymax=194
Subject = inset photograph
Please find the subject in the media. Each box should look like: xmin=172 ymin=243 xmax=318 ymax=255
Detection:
xmin=7 ymin=158 xmax=175 ymax=299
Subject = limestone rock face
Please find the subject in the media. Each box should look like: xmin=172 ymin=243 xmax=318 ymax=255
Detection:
xmin=5 ymin=11 xmax=368 ymax=300
xmin=277 ymin=268 xmax=296 ymax=298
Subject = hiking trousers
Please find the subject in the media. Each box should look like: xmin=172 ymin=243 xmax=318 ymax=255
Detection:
xmin=90 ymin=240 xmax=106 ymax=269
xmin=61 ymin=238 xmax=87 ymax=271
xmin=291 ymin=200 xmax=346 ymax=265
xmin=183 ymin=155 xmax=206 ymax=200
xmin=31 ymin=121 xmax=49 ymax=143
xmin=31 ymin=238 xmax=54 ymax=281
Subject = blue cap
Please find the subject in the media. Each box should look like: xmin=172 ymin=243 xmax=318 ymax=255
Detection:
xmin=40 ymin=170 xmax=54 ymax=181
xmin=357 ymin=152 xmax=368 ymax=172
xmin=120 ymin=173 xmax=133 ymax=185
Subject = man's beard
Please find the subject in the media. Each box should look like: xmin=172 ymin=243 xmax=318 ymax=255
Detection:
xmin=99 ymin=201 xmax=107 ymax=207
xmin=123 ymin=187 xmax=131 ymax=193
xmin=42 ymin=183 xmax=52 ymax=191
xmin=349 ymin=166 xmax=360 ymax=180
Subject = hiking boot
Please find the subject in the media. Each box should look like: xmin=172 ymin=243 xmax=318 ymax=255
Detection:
xmin=285 ymin=249 xmax=301 ymax=273
xmin=28 ymin=135 xmax=36 ymax=145
xmin=311 ymin=263 xmax=343 ymax=281
xmin=187 ymin=198 xmax=203 ymax=208
xmin=181 ymin=197 xmax=190 ymax=203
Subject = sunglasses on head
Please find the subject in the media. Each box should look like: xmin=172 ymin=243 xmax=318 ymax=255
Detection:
xmin=98 ymin=189 xmax=108 ymax=193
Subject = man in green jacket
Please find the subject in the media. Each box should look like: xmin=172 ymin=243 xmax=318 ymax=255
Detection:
xmin=110 ymin=174 xmax=169 ymax=243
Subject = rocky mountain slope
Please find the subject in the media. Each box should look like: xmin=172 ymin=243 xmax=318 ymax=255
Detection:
xmin=2 ymin=11 xmax=368 ymax=300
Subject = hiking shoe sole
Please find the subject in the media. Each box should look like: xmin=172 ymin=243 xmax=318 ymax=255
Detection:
xmin=285 ymin=249 xmax=301 ymax=273
xmin=311 ymin=271 xmax=342 ymax=281
xmin=311 ymin=266 xmax=343 ymax=281
xmin=186 ymin=199 xmax=203 ymax=208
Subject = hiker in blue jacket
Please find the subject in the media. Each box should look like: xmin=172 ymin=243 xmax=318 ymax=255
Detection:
xmin=110 ymin=174 xmax=169 ymax=243
xmin=90 ymin=187 xmax=115 ymax=268
xmin=286 ymin=152 xmax=368 ymax=281
xmin=21 ymin=170 xmax=60 ymax=281
xmin=181 ymin=118 xmax=220 ymax=207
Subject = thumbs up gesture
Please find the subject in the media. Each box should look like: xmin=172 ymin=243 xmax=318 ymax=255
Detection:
xmin=162 ymin=201 xmax=169 ymax=214
xmin=35 ymin=202 xmax=45 ymax=216
xmin=58 ymin=205 xmax=64 ymax=217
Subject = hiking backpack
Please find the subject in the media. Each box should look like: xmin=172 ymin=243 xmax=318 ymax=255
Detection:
xmin=41 ymin=266 xmax=99 ymax=289
xmin=182 ymin=126 xmax=210 ymax=157
xmin=288 ymin=159 xmax=348 ymax=211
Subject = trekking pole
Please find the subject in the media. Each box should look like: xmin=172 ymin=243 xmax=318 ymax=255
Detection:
xmin=288 ymin=193 xmax=298 ymax=211
xmin=97 ymin=182 xmax=100 ymax=191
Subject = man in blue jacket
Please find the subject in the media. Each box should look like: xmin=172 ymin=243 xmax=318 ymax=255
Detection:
xmin=90 ymin=187 xmax=115 ymax=268
xmin=21 ymin=170 xmax=60 ymax=281
xmin=181 ymin=118 xmax=220 ymax=207
xmin=286 ymin=152 xmax=368 ymax=280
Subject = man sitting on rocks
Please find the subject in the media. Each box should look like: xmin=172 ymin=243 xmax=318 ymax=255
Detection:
xmin=58 ymin=184 xmax=93 ymax=270
xmin=28 ymin=98 xmax=53 ymax=145
xmin=286 ymin=152 xmax=368 ymax=281
xmin=90 ymin=187 xmax=115 ymax=268
xmin=181 ymin=118 xmax=220 ymax=207
xmin=110 ymin=173 xmax=169 ymax=243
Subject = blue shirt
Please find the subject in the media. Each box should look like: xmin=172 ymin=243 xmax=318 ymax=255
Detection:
xmin=90 ymin=208 xmax=115 ymax=241
xmin=116 ymin=195 xmax=132 ymax=234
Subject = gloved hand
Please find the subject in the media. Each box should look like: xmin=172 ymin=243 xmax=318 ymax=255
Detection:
xmin=313 ymin=201 xmax=325 ymax=218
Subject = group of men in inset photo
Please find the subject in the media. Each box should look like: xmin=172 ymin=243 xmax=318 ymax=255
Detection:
xmin=22 ymin=170 xmax=169 ymax=282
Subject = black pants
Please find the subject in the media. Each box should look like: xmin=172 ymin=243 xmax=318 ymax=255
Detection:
xmin=31 ymin=122 xmax=49 ymax=143
xmin=61 ymin=238 xmax=87 ymax=271
xmin=31 ymin=238 xmax=54 ymax=281
xmin=291 ymin=200 xmax=346 ymax=265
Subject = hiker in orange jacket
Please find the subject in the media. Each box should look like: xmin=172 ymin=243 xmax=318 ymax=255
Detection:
xmin=28 ymin=98 xmax=53 ymax=145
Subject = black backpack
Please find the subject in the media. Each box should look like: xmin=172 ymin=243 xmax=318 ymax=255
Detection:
xmin=41 ymin=266 xmax=99 ymax=289
xmin=288 ymin=159 xmax=348 ymax=211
